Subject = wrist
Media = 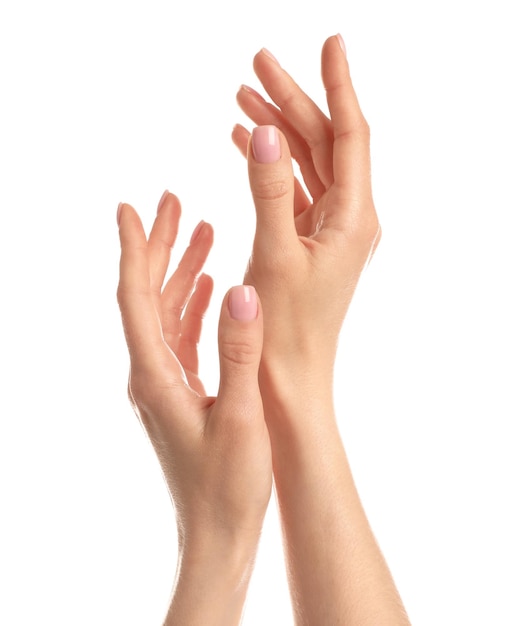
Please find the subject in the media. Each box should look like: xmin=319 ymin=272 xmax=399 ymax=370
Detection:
xmin=165 ymin=529 xmax=261 ymax=626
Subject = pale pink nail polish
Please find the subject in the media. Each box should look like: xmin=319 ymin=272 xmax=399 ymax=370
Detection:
xmin=336 ymin=33 xmax=346 ymax=56
xmin=251 ymin=125 xmax=280 ymax=163
xmin=117 ymin=202 xmax=123 ymax=226
xmin=190 ymin=220 xmax=205 ymax=244
xmin=228 ymin=285 xmax=258 ymax=321
xmin=157 ymin=189 xmax=169 ymax=213
xmin=241 ymin=84 xmax=264 ymax=100
xmin=261 ymin=47 xmax=279 ymax=65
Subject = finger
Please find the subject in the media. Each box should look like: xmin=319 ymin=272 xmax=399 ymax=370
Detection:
xmin=253 ymin=48 xmax=334 ymax=188
xmin=177 ymin=272 xmax=214 ymax=375
xmin=321 ymin=34 xmax=372 ymax=202
xmin=247 ymin=125 xmax=298 ymax=253
xmin=215 ymin=285 xmax=263 ymax=412
xmin=117 ymin=202 xmax=168 ymax=369
xmin=161 ymin=221 xmax=214 ymax=349
xmin=236 ymin=85 xmax=325 ymax=202
xmin=148 ymin=191 xmax=182 ymax=294
xmin=232 ymin=123 xmax=311 ymax=217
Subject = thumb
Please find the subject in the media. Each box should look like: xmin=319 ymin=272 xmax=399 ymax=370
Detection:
xmin=248 ymin=125 xmax=298 ymax=252
xmin=216 ymin=285 xmax=263 ymax=409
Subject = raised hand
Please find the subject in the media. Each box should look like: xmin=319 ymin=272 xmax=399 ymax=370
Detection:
xmin=117 ymin=191 xmax=272 ymax=625
xmin=232 ymin=36 xmax=410 ymax=626
xmin=232 ymin=35 xmax=381 ymax=377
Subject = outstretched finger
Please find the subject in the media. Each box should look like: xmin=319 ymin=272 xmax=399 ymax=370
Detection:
xmin=253 ymin=48 xmax=334 ymax=189
xmin=321 ymin=34 xmax=372 ymax=202
xmin=148 ymin=191 xmax=182 ymax=295
xmin=117 ymin=202 xmax=169 ymax=370
xmin=161 ymin=221 xmax=214 ymax=350
xmin=177 ymin=272 xmax=214 ymax=378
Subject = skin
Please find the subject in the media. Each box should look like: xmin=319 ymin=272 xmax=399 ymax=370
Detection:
xmin=117 ymin=33 xmax=410 ymax=626
xmin=117 ymin=192 xmax=272 ymax=626
xmin=231 ymin=35 xmax=410 ymax=625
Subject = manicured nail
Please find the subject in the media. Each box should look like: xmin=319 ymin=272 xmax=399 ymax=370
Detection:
xmin=241 ymin=84 xmax=264 ymax=100
xmin=117 ymin=202 xmax=123 ymax=226
xmin=261 ymin=48 xmax=279 ymax=65
xmin=251 ymin=125 xmax=280 ymax=163
xmin=157 ymin=189 xmax=169 ymax=213
xmin=336 ymin=33 xmax=346 ymax=56
xmin=228 ymin=285 xmax=258 ymax=321
xmin=190 ymin=220 xmax=205 ymax=244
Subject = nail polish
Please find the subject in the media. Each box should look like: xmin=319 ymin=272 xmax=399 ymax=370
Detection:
xmin=261 ymin=48 xmax=279 ymax=65
xmin=190 ymin=220 xmax=205 ymax=244
xmin=251 ymin=125 xmax=281 ymax=164
xmin=241 ymin=84 xmax=264 ymax=100
xmin=117 ymin=202 xmax=123 ymax=226
xmin=336 ymin=33 xmax=346 ymax=56
xmin=157 ymin=189 xmax=169 ymax=213
xmin=228 ymin=285 xmax=258 ymax=321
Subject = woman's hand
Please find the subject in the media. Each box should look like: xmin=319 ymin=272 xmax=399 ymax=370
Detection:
xmin=231 ymin=36 xmax=410 ymax=626
xmin=117 ymin=191 xmax=272 ymax=625
xmin=232 ymin=35 xmax=381 ymax=379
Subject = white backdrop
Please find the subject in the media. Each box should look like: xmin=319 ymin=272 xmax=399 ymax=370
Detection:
xmin=1 ymin=1 xmax=520 ymax=624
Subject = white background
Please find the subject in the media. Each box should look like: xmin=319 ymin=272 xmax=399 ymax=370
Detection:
xmin=1 ymin=0 xmax=520 ymax=624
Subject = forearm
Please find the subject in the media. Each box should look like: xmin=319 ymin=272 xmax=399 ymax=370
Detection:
xmin=163 ymin=529 xmax=260 ymax=626
xmin=262 ymin=366 xmax=410 ymax=625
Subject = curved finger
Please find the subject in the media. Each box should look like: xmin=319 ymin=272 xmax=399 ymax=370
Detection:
xmin=148 ymin=191 xmax=182 ymax=294
xmin=161 ymin=221 xmax=214 ymax=349
xmin=252 ymin=48 xmax=334 ymax=189
xmin=322 ymin=34 xmax=372 ymax=201
xmin=177 ymin=272 xmax=214 ymax=375
xmin=232 ymin=123 xmax=311 ymax=217
xmin=236 ymin=85 xmax=325 ymax=202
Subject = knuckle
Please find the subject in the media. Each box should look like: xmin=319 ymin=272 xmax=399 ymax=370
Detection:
xmin=344 ymin=209 xmax=381 ymax=251
xmin=250 ymin=174 xmax=292 ymax=203
xmin=220 ymin=336 xmax=259 ymax=368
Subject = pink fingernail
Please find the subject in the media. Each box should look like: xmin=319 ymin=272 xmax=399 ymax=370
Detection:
xmin=261 ymin=48 xmax=279 ymax=65
xmin=241 ymin=84 xmax=264 ymax=100
xmin=157 ymin=189 xmax=169 ymax=213
xmin=190 ymin=220 xmax=206 ymax=244
xmin=117 ymin=202 xmax=123 ymax=226
xmin=228 ymin=285 xmax=258 ymax=321
xmin=336 ymin=33 xmax=346 ymax=56
xmin=251 ymin=125 xmax=280 ymax=163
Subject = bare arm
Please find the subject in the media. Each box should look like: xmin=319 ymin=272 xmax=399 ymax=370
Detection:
xmin=117 ymin=192 xmax=271 ymax=625
xmin=233 ymin=35 xmax=410 ymax=625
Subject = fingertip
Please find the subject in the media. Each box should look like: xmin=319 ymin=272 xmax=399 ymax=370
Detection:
xmin=157 ymin=189 xmax=170 ymax=213
xmin=251 ymin=125 xmax=281 ymax=164
xmin=232 ymin=123 xmax=250 ymax=157
xmin=336 ymin=33 xmax=346 ymax=56
xmin=228 ymin=285 xmax=258 ymax=321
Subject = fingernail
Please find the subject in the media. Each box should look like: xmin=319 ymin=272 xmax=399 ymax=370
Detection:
xmin=240 ymin=84 xmax=264 ymax=100
xmin=190 ymin=220 xmax=205 ymax=244
xmin=336 ymin=33 xmax=346 ymax=56
xmin=228 ymin=285 xmax=258 ymax=321
xmin=251 ymin=125 xmax=280 ymax=163
xmin=117 ymin=202 xmax=123 ymax=226
xmin=157 ymin=189 xmax=169 ymax=213
xmin=261 ymin=48 xmax=279 ymax=65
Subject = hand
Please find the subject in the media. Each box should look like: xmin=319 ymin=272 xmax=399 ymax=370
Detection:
xmin=117 ymin=191 xmax=272 ymax=624
xmin=231 ymin=37 xmax=410 ymax=626
xmin=232 ymin=35 xmax=381 ymax=377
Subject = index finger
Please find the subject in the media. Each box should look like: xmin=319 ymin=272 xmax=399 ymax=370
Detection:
xmin=117 ymin=203 xmax=173 ymax=372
